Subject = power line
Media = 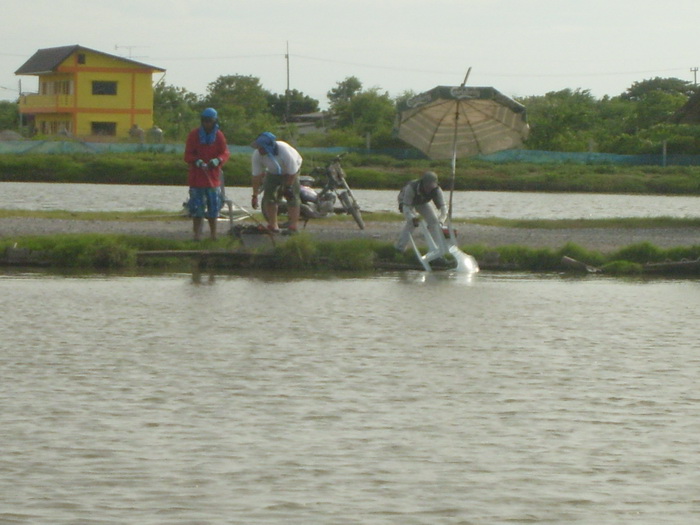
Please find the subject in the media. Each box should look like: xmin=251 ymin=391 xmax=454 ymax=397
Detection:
xmin=151 ymin=51 xmax=693 ymax=81
xmin=153 ymin=53 xmax=282 ymax=61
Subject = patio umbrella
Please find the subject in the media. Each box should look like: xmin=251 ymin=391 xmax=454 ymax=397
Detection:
xmin=395 ymin=71 xmax=529 ymax=272
xmin=395 ymin=84 xmax=529 ymax=161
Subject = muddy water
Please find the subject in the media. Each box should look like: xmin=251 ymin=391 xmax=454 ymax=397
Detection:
xmin=2 ymin=271 xmax=699 ymax=524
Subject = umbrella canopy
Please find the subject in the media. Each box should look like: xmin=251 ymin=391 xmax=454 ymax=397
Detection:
xmin=396 ymin=85 xmax=529 ymax=160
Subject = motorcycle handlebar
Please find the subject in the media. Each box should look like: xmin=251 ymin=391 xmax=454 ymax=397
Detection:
xmin=308 ymin=153 xmax=345 ymax=174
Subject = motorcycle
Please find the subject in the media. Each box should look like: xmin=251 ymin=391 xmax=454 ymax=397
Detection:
xmin=285 ymin=153 xmax=365 ymax=230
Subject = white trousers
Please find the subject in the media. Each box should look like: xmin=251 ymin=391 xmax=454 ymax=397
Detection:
xmin=395 ymin=203 xmax=443 ymax=252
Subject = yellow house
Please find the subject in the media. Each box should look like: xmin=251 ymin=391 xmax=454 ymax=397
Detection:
xmin=15 ymin=45 xmax=165 ymax=139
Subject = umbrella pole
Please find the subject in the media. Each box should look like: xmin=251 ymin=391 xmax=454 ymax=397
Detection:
xmin=447 ymin=103 xmax=458 ymax=239
xmin=447 ymin=66 xmax=470 ymax=230
xmin=448 ymin=149 xmax=456 ymax=227
xmin=445 ymin=95 xmax=479 ymax=274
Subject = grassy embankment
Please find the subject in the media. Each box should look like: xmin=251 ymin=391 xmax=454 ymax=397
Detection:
xmin=2 ymin=151 xmax=700 ymax=194
xmin=2 ymin=225 xmax=700 ymax=276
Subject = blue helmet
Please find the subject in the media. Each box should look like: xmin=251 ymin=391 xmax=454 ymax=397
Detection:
xmin=201 ymin=107 xmax=218 ymax=120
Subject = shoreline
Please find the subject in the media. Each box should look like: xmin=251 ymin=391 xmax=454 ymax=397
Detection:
xmin=0 ymin=216 xmax=698 ymax=253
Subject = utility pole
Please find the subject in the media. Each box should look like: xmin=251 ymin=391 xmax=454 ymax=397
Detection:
xmin=691 ymin=67 xmax=698 ymax=85
xmin=18 ymin=79 xmax=22 ymax=133
xmin=285 ymin=41 xmax=291 ymax=122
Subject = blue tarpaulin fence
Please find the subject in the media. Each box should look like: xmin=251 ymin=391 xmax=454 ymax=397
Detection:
xmin=1 ymin=140 xmax=699 ymax=166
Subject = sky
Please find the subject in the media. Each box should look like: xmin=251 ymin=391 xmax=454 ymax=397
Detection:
xmin=2 ymin=0 xmax=699 ymax=108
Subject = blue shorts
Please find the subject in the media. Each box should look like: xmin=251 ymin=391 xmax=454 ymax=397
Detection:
xmin=188 ymin=187 xmax=222 ymax=219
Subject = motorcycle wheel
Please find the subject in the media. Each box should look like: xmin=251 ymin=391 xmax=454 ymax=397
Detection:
xmin=339 ymin=192 xmax=365 ymax=230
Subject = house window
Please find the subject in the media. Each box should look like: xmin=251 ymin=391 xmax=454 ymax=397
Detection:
xmin=58 ymin=80 xmax=72 ymax=95
xmin=77 ymin=54 xmax=86 ymax=64
xmin=91 ymin=122 xmax=117 ymax=136
xmin=92 ymin=81 xmax=117 ymax=95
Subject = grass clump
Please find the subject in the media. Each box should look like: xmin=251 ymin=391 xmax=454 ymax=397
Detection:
xmin=493 ymin=244 xmax=561 ymax=271
xmin=601 ymin=261 xmax=644 ymax=275
xmin=272 ymin=236 xmax=380 ymax=271
xmin=318 ymin=238 xmax=379 ymax=270
xmin=4 ymin=234 xmax=139 ymax=268
xmin=609 ymin=242 xmax=664 ymax=264
xmin=1 ymin=233 xmax=238 ymax=271
xmin=555 ymin=242 xmax=607 ymax=267
xmin=272 ymin=233 xmax=318 ymax=268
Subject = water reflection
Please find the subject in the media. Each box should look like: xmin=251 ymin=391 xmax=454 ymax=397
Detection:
xmin=191 ymin=268 xmax=217 ymax=285
xmin=400 ymin=269 xmax=478 ymax=286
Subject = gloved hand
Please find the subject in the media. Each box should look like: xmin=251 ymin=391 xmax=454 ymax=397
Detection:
xmin=412 ymin=217 xmax=420 ymax=227
xmin=251 ymin=194 xmax=258 ymax=209
xmin=208 ymin=158 xmax=220 ymax=168
xmin=195 ymin=159 xmax=206 ymax=169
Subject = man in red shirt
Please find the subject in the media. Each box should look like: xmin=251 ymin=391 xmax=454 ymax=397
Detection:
xmin=184 ymin=107 xmax=231 ymax=240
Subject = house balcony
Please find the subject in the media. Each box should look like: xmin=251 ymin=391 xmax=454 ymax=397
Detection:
xmin=19 ymin=93 xmax=75 ymax=113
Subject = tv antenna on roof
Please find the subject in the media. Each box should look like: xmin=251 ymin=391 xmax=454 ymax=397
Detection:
xmin=114 ymin=45 xmax=147 ymax=59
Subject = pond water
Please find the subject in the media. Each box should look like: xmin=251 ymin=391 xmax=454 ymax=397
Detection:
xmin=2 ymin=182 xmax=700 ymax=220
xmin=2 ymin=270 xmax=699 ymax=524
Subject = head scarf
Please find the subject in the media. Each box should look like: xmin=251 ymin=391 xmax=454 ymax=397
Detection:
xmin=198 ymin=122 xmax=219 ymax=145
xmin=254 ymin=132 xmax=279 ymax=156
xmin=198 ymin=108 xmax=219 ymax=145
xmin=253 ymin=132 xmax=282 ymax=175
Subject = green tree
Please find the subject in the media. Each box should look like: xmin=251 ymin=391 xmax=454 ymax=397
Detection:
xmin=336 ymin=88 xmax=397 ymax=149
xmin=0 ymin=100 xmax=19 ymax=132
xmin=621 ymin=77 xmax=697 ymax=101
xmin=267 ymin=89 xmax=320 ymax=121
xmin=632 ymin=90 xmax=688 ymax=130
xmin=153 ymin=83 xmax=200 ymax=141
xmin=327 ymin=76 xmax=363 ymax=112
xmin=639 ymin=123 xmax=700 ymax=154
xmin=593 ymin=95 xmax=637 ymax=152
xmin=202 ymin=74 xmax=277 ymax=144
xmin=520 ymin=89 xmax=599 ymax=151
xmin=204 ymin=75 xmax=269 ymax=119
xmin=394 ymin=90 xmax=418 ymax=108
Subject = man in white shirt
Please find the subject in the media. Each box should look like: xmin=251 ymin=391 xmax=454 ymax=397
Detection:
xmin=250 ymin=132 xmax=303 ymax=234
